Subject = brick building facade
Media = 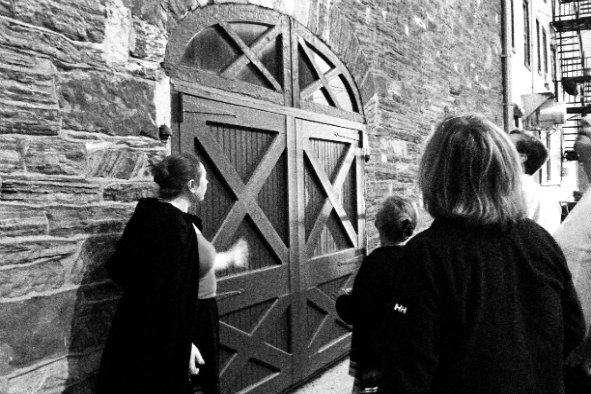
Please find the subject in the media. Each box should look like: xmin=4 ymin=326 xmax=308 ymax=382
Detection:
xmin=0 ymin=0 xmax=503 ymax=393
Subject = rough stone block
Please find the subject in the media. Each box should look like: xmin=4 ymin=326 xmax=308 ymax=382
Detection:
xmin=0 ymin=283 xmax=119 ymax=374
xmin=83 ymin=136 xmax=166 ymax=179
xmin=47 ymin=204 xmax=132 ymax=237
xmin=12 ymin=0 xmax=106 ymax=43
xmin=87 ymin=148 xmax=151 ymax=179
xmin=0 ymin=18 xmax=103 ymax=71
xmin=0 ymin=0 xmax=11 ymax=16
xmin=0 ymin=47 xmax=61 ymax=136
xmin=23 ymin=138 xmax=87 ymax=176
xmin=0 ymin=204 xmax=48 ymax=237
xmin=128 ymin=0 xmax=170 ymax=28
xmin=0 ymin=259 xmax=65 ymax=298
xmin=130 ymin=18 xmax=168 ymax=62
xmin=1 ymin=175 xmax=102 ymax=204
xmin=6 ymin=357 xmax=69 ymax=394
xmin=5 ymin=355 xmax=98 ymax=394
xmin=70 ymin=235 xmax=119 ymax=286
xmin=58 ymin=71 xmax=157 ymax=137
xmin=0 ymin=136 xmax=25 ymax=173
xmin=0 ymin=237 xmax=77 ymax=267
xmin=102 ymin=181 xmax=158 ymax=202
xmin=67 ymin=289 xmax=119 ymax=354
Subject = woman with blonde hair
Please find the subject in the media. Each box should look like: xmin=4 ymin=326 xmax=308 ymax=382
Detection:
xmin=377 ymin=115 xmax=586 ymax=394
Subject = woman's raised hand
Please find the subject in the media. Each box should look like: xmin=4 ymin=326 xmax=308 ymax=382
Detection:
xmin=230 ymin=238 xmax=249 ymax=269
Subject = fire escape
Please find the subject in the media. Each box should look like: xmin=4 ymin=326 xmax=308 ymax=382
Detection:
xmin=553 ymin=0 xmax=591 ymax=157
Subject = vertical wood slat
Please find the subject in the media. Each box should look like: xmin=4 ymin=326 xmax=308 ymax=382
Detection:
xmin=306 ymin=138 xmax=349 ymax=256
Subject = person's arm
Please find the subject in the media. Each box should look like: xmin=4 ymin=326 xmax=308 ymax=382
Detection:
xmin=562 ymin=273 xmax=587 ymax=359
xmin=194 ymin=225 xmax=248 ymax=275
xmin=566 ymin=332 xmax=591 ymax=376
xmin=351 ymin=252 xmax=397 ymax=328
xmin=214 ymin=238 xmax=249 ymax=272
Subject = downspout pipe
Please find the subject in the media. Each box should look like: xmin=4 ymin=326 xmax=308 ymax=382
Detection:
xmin=501 ymin=0 xmax=513 ymax=132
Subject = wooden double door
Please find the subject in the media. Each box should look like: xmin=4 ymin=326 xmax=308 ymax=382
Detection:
xmin=174 ymin=91 xmax=365 ymax=393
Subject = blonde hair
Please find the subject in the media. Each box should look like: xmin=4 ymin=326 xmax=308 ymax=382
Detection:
xmin=419 ymin=115 xmax=527 ymax=227
xmin=375 ymin=195 xmax=418 ymax=244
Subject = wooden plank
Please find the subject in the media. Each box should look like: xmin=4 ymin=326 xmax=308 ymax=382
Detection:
xmin=356 ymin=131 xmax=366 ymax=253
xmin=289 ymin=117 xmax=307 ymax=383
xmin=292 ymin=22 xmax=364 ymax=116
xmin=193 ymin=132 xmax=245 ymax=198
xmin=283 ymin=16 xmax=294 ymax=108
xmin=297 ymin=37 xmax=342 ymax=110
xmin=305 ymin=249 xmax=364 ymax=288
xmin=300 ymin=68 xmax=340 ymax=99
xmin=221 ymin=24 xmax=282 ymax=79
xmin=170 ymin=66 xmax=285 ymax=105
xmin=218 ymin=265 xmax=289 ymax=314
xmin=303 ymin=148 xmax=358 ymax=250
xmin=299 ymin=100 xmax=365 ymax=123
xmin=173 ymin=80 xmax=366 ymax=130
xmin=218 ymin=21 xmax=283 ymax=92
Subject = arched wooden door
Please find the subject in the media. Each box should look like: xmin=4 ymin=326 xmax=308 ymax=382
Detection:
xmin=166 ymin=5 xmax=366 ymax=393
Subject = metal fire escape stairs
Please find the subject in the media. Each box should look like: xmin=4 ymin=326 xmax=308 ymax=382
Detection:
xmin=553 ymin=0 xmax=591 ymax=157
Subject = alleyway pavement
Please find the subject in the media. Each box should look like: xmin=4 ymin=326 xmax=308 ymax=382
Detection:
xmin=288 ymin=358 xmax=353 ymax=394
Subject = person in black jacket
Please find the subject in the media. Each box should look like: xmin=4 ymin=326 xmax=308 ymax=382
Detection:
xmin=97 ymin=153 xmax=210 ymax=394
xmin=336 ymin=195 xmax=418 ymax=394
xmin=377 ymin=115 xmax=586 ymax=394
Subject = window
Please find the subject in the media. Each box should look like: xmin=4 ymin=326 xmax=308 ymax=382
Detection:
xmin=543 ymin=28 xmax=548 ymax=74
xmin=511 ymin=0 xmax=515 ymax=49
xmin=536 ymin=19 xmax=541 ymax=72
xmin=524 ymin=0 xmax=531 ymax=67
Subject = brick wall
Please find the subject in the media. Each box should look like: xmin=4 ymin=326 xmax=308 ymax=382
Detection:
xmin=0 ymin=0 xmax=503 ymax=392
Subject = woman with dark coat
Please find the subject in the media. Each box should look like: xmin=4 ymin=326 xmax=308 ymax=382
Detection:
xmin=97 ymin=153 xmax=210 ymax=394
xmin=377 ymin=115 xmax=587 ymax=394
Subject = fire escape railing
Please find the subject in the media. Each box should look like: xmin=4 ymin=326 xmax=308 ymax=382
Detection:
xmin=553 ymin=0 xmax=591 ymax=153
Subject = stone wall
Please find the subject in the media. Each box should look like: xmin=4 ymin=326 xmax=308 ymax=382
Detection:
xmin=0 ymin=0 xmax=503 ymax=392
xmin=334 ymin=0 xmax=504 ymax=247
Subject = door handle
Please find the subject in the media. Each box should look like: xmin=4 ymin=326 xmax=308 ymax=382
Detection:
xmin=217 ymin=288 xmax=245 ymax=300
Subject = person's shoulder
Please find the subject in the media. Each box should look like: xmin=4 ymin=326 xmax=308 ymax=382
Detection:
xmin=513 ymin=217 xmax=552 ymax=236
xmin=133 ymin=198 xmax=191 ymax=230
xmin=185 ymin=213 xmax=203 ymax=231
xmin=511 ymin=218 xmax=565 ymax=256
xmin=405 ymin=219 xmax=459 ymax=246
xmin=367 ymin=245 xmax=403 ymax=259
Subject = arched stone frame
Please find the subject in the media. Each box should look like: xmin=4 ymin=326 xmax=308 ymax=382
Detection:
xmin=162 ymin=3 xmax=378 ymax=393
xmin=163 ymin=3 xmax=376 ymax=119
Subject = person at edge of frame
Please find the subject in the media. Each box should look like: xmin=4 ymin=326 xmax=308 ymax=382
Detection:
xmin=376 ymin=115 xmax=586 ymax=394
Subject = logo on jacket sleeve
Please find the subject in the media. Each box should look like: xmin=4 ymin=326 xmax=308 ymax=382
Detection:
xmin=393 ymin=303 xmax=407 ymax=314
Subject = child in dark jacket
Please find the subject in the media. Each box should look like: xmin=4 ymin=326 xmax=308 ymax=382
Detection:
xmin=336 ymin=195 xmax=418 ymax=394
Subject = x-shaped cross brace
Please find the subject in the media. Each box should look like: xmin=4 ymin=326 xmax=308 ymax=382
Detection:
xmin=304 ymin=140 xmax=358 ymax=255
xmin=194 ymin=132 xmax=289 ymax=263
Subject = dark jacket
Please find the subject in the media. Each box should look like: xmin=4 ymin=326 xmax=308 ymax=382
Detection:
xmin=97 ymin=198 xmax=202 ymax=394
xmin=378 ymin=218 xmax=586 ymax=394
xmin=336 ymin=246 xmax=403 ymax=386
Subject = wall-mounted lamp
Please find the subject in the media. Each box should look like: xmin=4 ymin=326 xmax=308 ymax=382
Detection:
xmin=159 ymin=125 xmax=172 ymax=143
